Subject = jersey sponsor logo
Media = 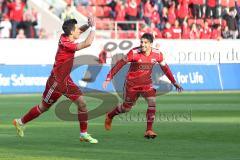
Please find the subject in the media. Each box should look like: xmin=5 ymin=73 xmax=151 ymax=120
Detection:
xmin=139 ymin=64 xmax=152 ymax=70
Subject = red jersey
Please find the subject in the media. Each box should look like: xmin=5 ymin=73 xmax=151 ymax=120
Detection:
xmin=207 ymin=0 xmax=216 ymax=7
xmin=200 ymin=28 xmax=212 ymax=39
xmin=7 ymin=2 xmax=25 ymax=22
xmin=171 ymin=26 xmax=182 ymax=39
xmin=106 ymin=47 xmax=176 ymax=87
xmin=52 ymin=34 xmax=78 ymax=82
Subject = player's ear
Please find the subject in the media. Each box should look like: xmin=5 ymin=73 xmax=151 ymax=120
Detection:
xmin=70 ymin=30 xmax=74 ymax=35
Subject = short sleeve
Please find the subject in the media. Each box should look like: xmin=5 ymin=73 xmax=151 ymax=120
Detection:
xmin=62 ymin=41 xmax=78 ymax=51
xmin=157 ymin=52 xmax=164 ymax=63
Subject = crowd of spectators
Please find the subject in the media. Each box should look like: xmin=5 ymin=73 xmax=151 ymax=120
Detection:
xmin=73 ymin=0 xmax=240 ymax=39
xmin=1 ymin=0 xmax=240 ymax=39
xmin=0 ymin=0 xmax=48 ymax=39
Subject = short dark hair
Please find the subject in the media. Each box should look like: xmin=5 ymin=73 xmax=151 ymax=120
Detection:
xmin=62 ymin=19 xmax=77 ymax=36
xmin=141 ymin=33 xmax=154 ymax=43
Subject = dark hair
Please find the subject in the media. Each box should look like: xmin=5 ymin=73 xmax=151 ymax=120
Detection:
xmin=141 ymin=33 xmax=154 ymax=43
xmin=62 ymin=19 xmax=77 ymax=36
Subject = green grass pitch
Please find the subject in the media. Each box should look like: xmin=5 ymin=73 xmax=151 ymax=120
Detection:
xmin=0 ymin=92 xmax=240 ymax=160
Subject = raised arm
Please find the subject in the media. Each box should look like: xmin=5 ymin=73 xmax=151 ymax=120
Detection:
xmin=106 ymin=58 xmax=128 ymax=81
xmin=76 ymin=15 xmax=96 ymax=50
xmin=102 ymin=51 xmax=133 ymax=89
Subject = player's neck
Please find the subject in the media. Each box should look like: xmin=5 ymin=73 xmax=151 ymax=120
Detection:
xmin=144 ymin=49 xmax=151 ymax=56
xmin=68 ymin=35 xmax=75 ymax=42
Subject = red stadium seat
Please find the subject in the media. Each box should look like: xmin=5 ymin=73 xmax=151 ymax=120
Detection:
xmin=103 ymin=6 xmax=111 ymax=17
xmin=213 ymin=19 xmax=221 ymax=25
xmin=221 ymin=19 xmax=227 ymax=27
xmin=87 ymin=6 xmax=94 ymax=13
xmin=118 ymin=31 xmax=128 ymax=39
xmin=95 ymin=6 xmax=104 ymax=17
xmin=188 ymin=18 xmax=196 ymax=26
xmin=229 ymin=0 xmax=235 ymax=7
xmin=96 ymin=18 xmax=104 ymax=29
xmin=196 ymin=19 xmax=204 ymax=27
xmin=128 ymin=31 xmax=136 ymax=39
xmin=221 ymin=0 xmax=228 ymax=7
xmin=97 ymin=0 xmax=106 ymax=5
xmin=205 ymin=19 xmax=213 ymax=26
xmin=77 ymin=5 xmax=88 ymax=16
xmin=90 ymin=0 xmax=97 ymax=5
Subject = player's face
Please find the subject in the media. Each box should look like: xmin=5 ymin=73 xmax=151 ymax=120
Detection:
xmin=140 ymin=38 xmax=152 ymax=52
xmin=71 ymin=24 xmax=81 ymax=39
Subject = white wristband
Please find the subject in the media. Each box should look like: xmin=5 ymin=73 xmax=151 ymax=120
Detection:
xmin=91 ymin=26 xmax=96 ymax=31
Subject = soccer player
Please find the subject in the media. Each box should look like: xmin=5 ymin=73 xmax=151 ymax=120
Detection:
xmin=13 ymin=16 xmax=98 ymax=143
xmin=102 ymin=33 xmax=183 ymax=139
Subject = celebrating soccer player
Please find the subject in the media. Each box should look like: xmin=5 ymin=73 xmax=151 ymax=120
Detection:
xmin=102 ymin=33 xmax=183 ymax=139
xmin=13 ymin=15 xmax=98 ymax=144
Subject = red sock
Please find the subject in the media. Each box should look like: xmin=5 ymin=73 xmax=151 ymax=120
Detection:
xmin=78 ymin=109 xmax=88 ymax=133
xmin=21 ymin=105 xmax=42 ymax=124
xmin=146 ymin=106 xmax=156 ymax=131
xmin=108 ymin=105 xmax=122 ymax=119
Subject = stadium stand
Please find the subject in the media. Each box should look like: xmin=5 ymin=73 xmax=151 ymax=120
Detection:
xmin=0 ymin=0 xmax=240 ymax=39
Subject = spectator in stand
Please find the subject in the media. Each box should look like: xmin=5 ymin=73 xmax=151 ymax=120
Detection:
xmin=22 ymin=8 xmax=38 ymax=38
xmin=222 ymin=25 xmax=232 ymax=38
xmin=182 ymin=19 xmax=191 ymax=38
xmin=139 ymin=23 xmax=151 ymax=37
xmin=205 ymin=0 xmax=218 ymax=18
xmin=1 ymin=0 xmax=8 ymax=15
xmin=126 ymin=0 xmax=138 ymax=21
xmin=199 ymin=21 xmax=212 ymax=39
xmin=220 ymin=0 xmax=228 ymax=17
xmin=159 ymin=7 xmax=168 ymax=30
xmin=171 ymin=19 xmax=182 ymax=39
xmin=211 ymin=23 xmax=222 ymax=39
xmin=61 ymin=4 xmax=74 ymax=21
xmin=143 ymin=0 xmax=155 ymax=25
xmin=223 ymin=7 xmax=239 ymax=39
xmin=156 ymin=0 xmax=164 ymax=17
xmin=190 ymin=23 xmax=200 ymax=39
xmin=125 ymin=0 xmax=138 ymax=30
xmin=168 ymin=1 xmax=176 ymax=25
xmin=0 ymin=14 xmax=12 ymax=38
xmin=16 ymin=28 xmax=25 ymax=39
xmin=177 ymin=0 xmax=189 ymax=25
xmin=7 ymin=0 xmax=26 ymax=38
xmin=150 ymin=22 xmax=162 ymax=38
xmin=115 ymin=0 xmax=127 ymax=30
xmin=162 ymin=0 xmax=173 ymax=8
xmin=235 ymin=0 xmax=240 ymax=38
xmin=162 ymin=22 xmax=173 ymax=38
xmin=199 ymin=0 xmax=205 ymax=18
xmin=190 ymin=0 xmax=201 ymax=18
xmin=152 ymin=10 xmax=161 ymax=29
